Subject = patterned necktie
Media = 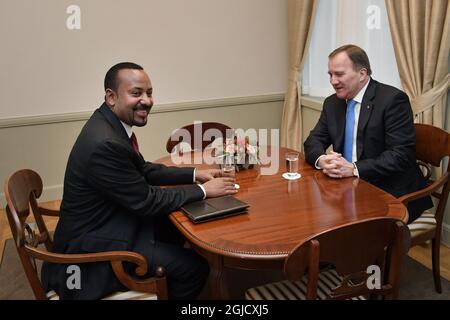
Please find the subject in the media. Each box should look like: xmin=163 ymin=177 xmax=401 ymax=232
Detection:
xmin=343 ymin=99 xmax=357 ymax=162
xmin=130 ymin=132 xmax=140 ymax=154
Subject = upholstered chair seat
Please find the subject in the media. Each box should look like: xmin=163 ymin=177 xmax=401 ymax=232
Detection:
xmin=408 ymin=210 xmax=436 ymax=239
xmin=46 ymin=290 xmax=158 ymax=300
xmin=245 ymin=268 xmax=366 ymax=300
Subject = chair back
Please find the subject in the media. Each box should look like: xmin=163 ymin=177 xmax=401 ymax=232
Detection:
xmin=4 ymin=169 xmax=53 ymax=299
xmin=415 ymin=123 xmax=450 ymax=168
xmin=413 ymin=123 xmax=450 ymax=227
xmin=284 ymin=217 xmax=410 ymax=299
xmin=166 ymin=121 xmax=231 ymax=153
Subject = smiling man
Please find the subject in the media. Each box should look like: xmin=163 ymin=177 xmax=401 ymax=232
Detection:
xmin=304 ymin=45 xmax=432 ymax=223
xmin=42 ymin=62 xmax=237 ymax=300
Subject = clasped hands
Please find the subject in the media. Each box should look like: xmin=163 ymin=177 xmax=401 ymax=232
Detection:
xmin=195 ymin=169 xmax=238 ymax=198
xmin=318 ymin=151 xmax=354 ymax=179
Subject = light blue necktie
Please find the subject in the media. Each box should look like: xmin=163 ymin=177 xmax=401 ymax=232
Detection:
xmin=343 ymin=99 xmax=357 ymax=162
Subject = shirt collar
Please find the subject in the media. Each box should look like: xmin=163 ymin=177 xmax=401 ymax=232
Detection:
xmin=120 ymin=121 xmax=133 ymax=138
xmin=350 ymin=77 xmax=371 ymax=104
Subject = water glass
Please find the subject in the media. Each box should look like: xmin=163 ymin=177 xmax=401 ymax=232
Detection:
xmin=285 ymin=152 xmax=299 ymax=178
xmin=222 ymin=154 xmax=236 ymax=177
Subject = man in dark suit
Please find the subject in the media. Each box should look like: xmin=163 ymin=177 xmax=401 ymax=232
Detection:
xmin=42 ymin=62 xmax=237 ymax=299
xmin=304 ymin=45 xmax=432 ymax=223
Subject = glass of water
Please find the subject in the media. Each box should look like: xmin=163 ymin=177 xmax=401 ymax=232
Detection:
xmin=285 ymin=152 xmax=299 ymax=178
xmin=221 ymin=154 xmax=236 ymax=177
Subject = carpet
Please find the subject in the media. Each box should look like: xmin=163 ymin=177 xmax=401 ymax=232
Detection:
xmin=1 ymin=239 xmax=449 ymax=300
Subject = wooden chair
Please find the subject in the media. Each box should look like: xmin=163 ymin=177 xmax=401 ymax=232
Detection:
xmin=166 ymin=121 xmax=231 ymax=154
xmin=3 ymin=169 xmax=168 ymax=300
xmin=399 ymin=123 xmax=450 ymax=293
xmin=245 ymin=217 xmax=410 ymax=300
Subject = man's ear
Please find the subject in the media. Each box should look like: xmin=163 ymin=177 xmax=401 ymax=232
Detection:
xmin=105 ymin=89 xmax=116 ymax=107
xmin=359 ymin=68 xmax=368 ymax=81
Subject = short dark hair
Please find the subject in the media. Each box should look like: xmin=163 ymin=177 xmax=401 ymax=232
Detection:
xmin=104 ymin=62 xmax=144 ymax=92
xmin=329 ymin=44 xmax=372 ymax=76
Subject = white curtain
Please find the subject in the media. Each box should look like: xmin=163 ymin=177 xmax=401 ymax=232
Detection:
xmin=302 ymin=0 xmax=401 ymax=97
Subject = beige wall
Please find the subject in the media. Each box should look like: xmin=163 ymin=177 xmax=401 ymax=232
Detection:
xmin=0 ymin=0 xmax=288 ymax=118
xmin=301 ymin=96 xmax=324 ymax=145
xmin=0 ymin=0 xmax=289 ymax=209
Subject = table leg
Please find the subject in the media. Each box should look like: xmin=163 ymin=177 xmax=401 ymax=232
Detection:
xmin=208 ymin=254 xmax=229 ymax=299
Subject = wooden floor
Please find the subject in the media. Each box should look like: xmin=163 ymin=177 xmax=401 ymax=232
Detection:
xmin=1 ymin=201 xmax=450 ymax=291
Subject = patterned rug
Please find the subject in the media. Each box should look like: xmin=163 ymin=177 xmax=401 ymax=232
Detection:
xmin=1 ymin=239 xmax=449 ymax=300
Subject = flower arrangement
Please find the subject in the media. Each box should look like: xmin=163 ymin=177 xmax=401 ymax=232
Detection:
xmin=221 ymin=135 xmax=259 ymax=171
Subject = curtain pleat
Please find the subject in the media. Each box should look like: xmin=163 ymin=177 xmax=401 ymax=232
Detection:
xmin=280 ymin=0 xmax=317 ymax=151
xmin=386 ymin=0 xmax=450 ymax=128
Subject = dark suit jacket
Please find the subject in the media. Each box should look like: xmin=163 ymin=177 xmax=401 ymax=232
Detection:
xmin=304 ymin=79 xmax=432 ymax=222
xmin=42 ymin=103 xmax=205 ymax=299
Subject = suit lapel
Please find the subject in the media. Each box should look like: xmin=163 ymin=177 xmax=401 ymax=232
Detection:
xmin=356 ymin=79 xmax=376 ymax=159
xmin=99 ymin=103 xmax=130 ymax=141
xmin=98 ymin=103 xmax=146 ymax=164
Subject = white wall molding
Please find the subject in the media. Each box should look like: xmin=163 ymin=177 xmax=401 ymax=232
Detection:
xmin=301 ymin=95 xmax=325 ymax=112
xmin=0 ymin=93 xmax=285 ymax=129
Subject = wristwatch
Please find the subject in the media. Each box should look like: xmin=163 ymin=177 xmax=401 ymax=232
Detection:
xmin=352 ymin=162 xmax=359 ymax=177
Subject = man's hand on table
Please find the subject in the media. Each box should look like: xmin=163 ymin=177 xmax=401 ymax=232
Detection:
xmin=319 ymin=152 xmax=354 ymax=179
xmin=195 ymin=169 xmax=222 ymax=183
xmin=202 ymin=177 xmax=238 ymax=198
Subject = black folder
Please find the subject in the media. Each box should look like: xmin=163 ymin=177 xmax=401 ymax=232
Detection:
xmin=181 ymin=196 xmax=249 ymax=223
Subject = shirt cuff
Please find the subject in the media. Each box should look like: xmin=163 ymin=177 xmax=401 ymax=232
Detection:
xmin=193 ymin=168 xmax=197 ymax=183
xmin=353 ymin=162 xmax=360 ymax=177
xmin=315 ymin=155 xmax=327 ymax=169
xmin=198 ymin=184 xmax=207 ymax=199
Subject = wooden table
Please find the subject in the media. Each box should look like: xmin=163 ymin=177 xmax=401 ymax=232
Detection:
xmin=157 ymin=147 xmax=407 ymax=299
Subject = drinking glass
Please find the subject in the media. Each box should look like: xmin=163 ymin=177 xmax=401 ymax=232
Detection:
xmin=285 ymin=152 xmax=299 ymax=178
xmin=222 ymin=154 xmax=240 ymax=189
xmin=222 ymin=154 xmax=236 ymax=177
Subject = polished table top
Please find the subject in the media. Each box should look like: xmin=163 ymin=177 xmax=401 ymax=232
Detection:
xmin=158 ymin=147 xmax=407 ymax=261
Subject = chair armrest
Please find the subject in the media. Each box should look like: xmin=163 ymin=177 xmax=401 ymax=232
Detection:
xmin=25 ymin=245 xmax=150 ymax=275
xmin=37 ymin=206 xmax=59 ymax=216
xmin=110 ymin=262 xmax=167 ymax=298
xmin=25 ymin=245 xmax=168 ymax=298
xmin=37 ymin=201 xmax=61 ymax=216
xmin=398 ymin=172 xmax=449 ymax=204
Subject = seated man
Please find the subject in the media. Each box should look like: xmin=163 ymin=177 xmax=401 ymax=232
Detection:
xmin=42 ymin=62 xmax=238 ymax=299
xmin=304 ymin=44 xmax=432 ymax=223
